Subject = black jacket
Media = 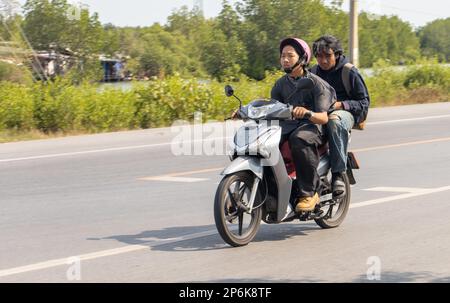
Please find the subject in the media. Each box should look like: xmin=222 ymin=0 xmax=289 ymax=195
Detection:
xmin=311 ymin=56 xmax=370 ymax=124
xmin=271 ymin=71 xmax=336 ymax=135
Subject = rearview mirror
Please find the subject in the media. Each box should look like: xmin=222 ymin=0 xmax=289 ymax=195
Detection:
xmin=225 ymin=85 xmax=234 ymax=97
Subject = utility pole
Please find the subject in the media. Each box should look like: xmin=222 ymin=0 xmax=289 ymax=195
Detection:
xmin=349 ymin=0 xmax=359 ymax=67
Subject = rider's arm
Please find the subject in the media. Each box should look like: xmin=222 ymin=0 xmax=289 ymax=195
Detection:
xmin=309 ymin=111 xmax=328 ymax=125
xmin=310 ymin=78 xmax=335 ymax=124
xmin=292 ymin=107 xmax=328 ymax=125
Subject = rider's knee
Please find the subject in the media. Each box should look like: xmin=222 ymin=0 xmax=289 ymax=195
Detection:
xmin=288 ymin=132 xmax=311 ymax=148
xmin=329 ymin=114 xmax=341 ymax=122
xmin=327 ymin=115 xmax=341 ymax=133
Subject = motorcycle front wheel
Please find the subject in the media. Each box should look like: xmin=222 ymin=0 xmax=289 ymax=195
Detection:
xmin=214 ymin=171 xmax=262 ymax=247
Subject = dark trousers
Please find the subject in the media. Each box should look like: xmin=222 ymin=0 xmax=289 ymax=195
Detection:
xmin=282 ymin=124 xmax=324 ymax=198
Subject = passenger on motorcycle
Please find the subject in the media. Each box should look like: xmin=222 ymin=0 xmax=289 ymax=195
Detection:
xmin=271 ymin=37 xmax=336 ymax=212
xmin=311 ymin=35 xmax=370 ymax=198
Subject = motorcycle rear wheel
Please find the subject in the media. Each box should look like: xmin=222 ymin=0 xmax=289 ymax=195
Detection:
xmin=315 ymin=173 xmax=351 ymax=229
xmin=214 ymin=171 xmax=262 ymax=247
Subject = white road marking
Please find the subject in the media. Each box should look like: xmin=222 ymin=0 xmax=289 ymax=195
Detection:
xmin=140 ymin=176 xmax=209 ymax=183
xmin=0 ymin=230 xmax=217 ymax=278
xmin=0 ymin=144 xmax=170 ymax=163
xmin=367 ymin=114 xmax=450 ymax=125
xmin=139 ymin=167 xmax=223 ymax=183
xmin=1 ymin=114 xmax=450 ymax=163
xmin=353 ymin=137 xmax=450 ymax=153
xmin=351 ymin=186 xmax=450 ymax=209
xmin=2 ymin=184 xmax=450 ymax=278
xmin=0 ymin=137 xmax=232 ymax=163
xmin=364 ymin=187 xmax=430 ymax=193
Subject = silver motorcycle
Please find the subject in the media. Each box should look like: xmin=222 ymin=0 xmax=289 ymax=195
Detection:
xmin=214 ymin=79 xmax=360 ymax=247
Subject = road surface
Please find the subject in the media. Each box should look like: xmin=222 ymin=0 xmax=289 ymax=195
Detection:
xmin=1 ymin=102 xmax=450 ymax=283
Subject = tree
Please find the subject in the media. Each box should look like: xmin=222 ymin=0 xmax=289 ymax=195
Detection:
xmin=236 ymin=0 xmax=342 ymax=79
xmin=101 ymin=24 xmax=121 ymax=56
xmin=199 ymin=1 xmax=248 ymax=80
xmin=64 ymin=8 xmax=104 ymax=55
xmin=359 ymin=14 xmax=420 ymax=66
xmin=217 ymin=0 xmax=241 ymax=40
xmin=23 ymin=0 xmax=105 ymax=55
xmin=202 ymin=28 xmax=247 ymax=80
xmin=419 ymin=18 xmax=450 ymax=62
xmin=138 ymin=24 xmax=204 ymax=78
xmin=166 ymin=5 xmax=204 ymax=38
xmin=23 ymin=0 xmax=70 ymax=50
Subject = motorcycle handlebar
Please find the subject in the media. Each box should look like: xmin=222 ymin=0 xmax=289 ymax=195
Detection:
xmin=226 ymin=108 xmax=310 ymax=121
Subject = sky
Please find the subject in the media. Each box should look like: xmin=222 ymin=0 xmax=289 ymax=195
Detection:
xmin=15 ymin=0 xmax=450 ymax=29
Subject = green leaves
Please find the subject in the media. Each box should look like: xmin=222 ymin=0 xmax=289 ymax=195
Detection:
xmin=365 ymin=60 xmax=450 ymax=106
xmin=419 ymin=18 xmax=450 ymax=62
xmin=3 ymin=0 xmax=444 ymax=83
xmin=0 ymin=82 xmax=34 ymax=131
xmin=0 ymin=64 xmax=448 ymax=137
xmin=22 ymin=0 xmax=104 ymax=54
xmin=359 ymin=14 xmax=420 ymax=67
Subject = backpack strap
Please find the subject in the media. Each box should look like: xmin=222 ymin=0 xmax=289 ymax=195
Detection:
xmin=342 ymin=62 xmax=354 ymax=97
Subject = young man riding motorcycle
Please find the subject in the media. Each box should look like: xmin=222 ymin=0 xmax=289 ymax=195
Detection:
xmin=270 ymin=37 xmax=336 ymax=212
xmin=311 ymin=35 xmax=370 ymax=198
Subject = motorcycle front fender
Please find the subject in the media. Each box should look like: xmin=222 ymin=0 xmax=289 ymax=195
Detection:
xmin=221 ymin=156 xmax=263 ymax=180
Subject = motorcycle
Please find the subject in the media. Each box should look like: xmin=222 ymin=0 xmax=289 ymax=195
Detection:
xmin=214 ymin=78 xmax=360 ymax=247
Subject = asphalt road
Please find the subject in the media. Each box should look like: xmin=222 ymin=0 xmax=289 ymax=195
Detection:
xmin=1 ymin=102 xmax=450 ymax=283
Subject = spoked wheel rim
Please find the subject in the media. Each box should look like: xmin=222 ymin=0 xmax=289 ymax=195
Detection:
xmin=223 ymin=180 xmax=257 ymax=239
xmin=214 ymin=172 xmax=262 ymax=247
xmin=321 ymin=194 xmax=348 ymax=222
xmin=315 ymin=172 xmax=351 ymax=228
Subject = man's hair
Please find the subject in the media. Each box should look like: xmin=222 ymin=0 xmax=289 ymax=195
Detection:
xmin=313 ymin=35 xmax=344 ymax=57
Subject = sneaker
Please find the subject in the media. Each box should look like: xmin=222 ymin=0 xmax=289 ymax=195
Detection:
xmin=332 ymin=173 xmax=346 ymax=198
xmin=295 ymin=193 xmax=320 ymax=212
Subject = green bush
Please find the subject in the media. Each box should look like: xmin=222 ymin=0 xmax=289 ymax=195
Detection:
xmin=365 ymin=60 xmax=449 ymax=106
xmin=365 ymin=60 xmax=407 ymax=107
xmin=0 ymin=82 xmax=34 ymax=131
xmin=81 ymin=88 xmax=137 ymax=132
xmin=404 ymin=62 xmax=450 ymax=91
xmin=0 ymin=63 xmax=448 ymax=141
xmin=134 ymin=74 xmax=219 ymax=128
xmin=0 ymin=62 xmax=33 ymax=85
xmin=31 ymin=78 xmax=136 ymax=133
xmin=32 ymin=78 xmax=81 ymax=133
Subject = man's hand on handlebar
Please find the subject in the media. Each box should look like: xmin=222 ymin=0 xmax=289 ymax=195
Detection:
xmin=225 ymin=109 xmax=240 ymax=121
xmin=292 ymin=106 xmax=311 ymax=119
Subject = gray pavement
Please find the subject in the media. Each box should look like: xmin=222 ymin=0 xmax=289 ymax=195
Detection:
xmin=1 ymin=102 xmax=450 ymax=282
